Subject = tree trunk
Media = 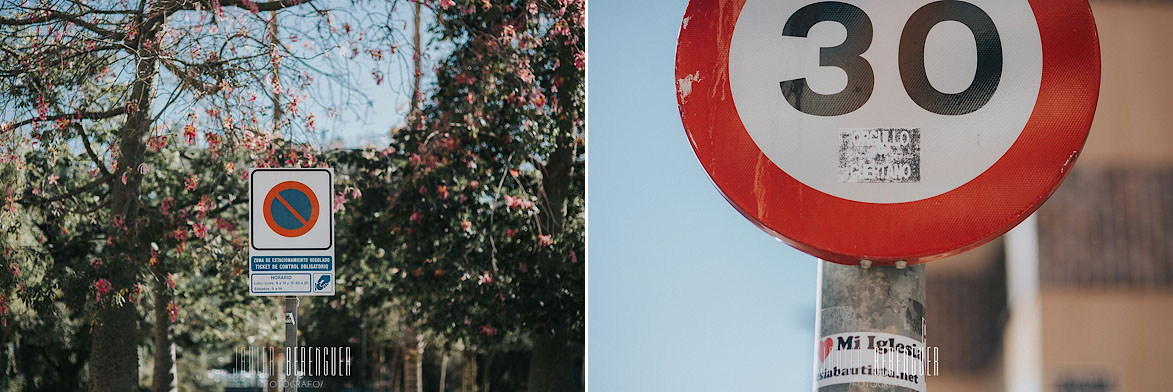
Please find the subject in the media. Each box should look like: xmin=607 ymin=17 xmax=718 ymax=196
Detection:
xmin=403 ymin=328 xmax=425 ymax=392
xmin=525 ymin=334 xmax=579 ymax=392
xmin=460 ymin=349 xmax=477 ymax=392
xmin=151 ymin=272 xmax=177 ymax=392
xmin=269 ymin=11 xmax=283 ymax=132
xmin=90 ymin=14 xmax=161 ymax=392
xmin=438 ymin=352 xmax=449 ymax=392
xmin=479 ymin=351 xmax=493 ymax=392
xmin=388 ymin=345 xmax=402 ymax=392
xmin=371 ymin=346 xmax=381 ymax=390
xmin=409 ymin=0 xmax=423 ymax=116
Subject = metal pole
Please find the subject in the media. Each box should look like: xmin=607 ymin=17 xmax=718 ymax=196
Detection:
xmin=815 ymin=260 xmax=926 ymax=391
xmin=284 ymin=296 xmax=299 ymax=392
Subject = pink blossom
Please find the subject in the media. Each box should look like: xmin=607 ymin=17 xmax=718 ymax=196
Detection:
xmin=537 ymin=234 xmax=553 ymax=247
xmin=461 ymin=220 xmax=472 ymax=232
xmin=437 ymin=185 xmax=450 ymax=200
xmin=478 ymin=272 xmax=493 ymax=285
xmin=184 ymin=175 xmax=199 ymax=191
xmin=530 ymin=92 xmax=547 ymax=107
xmin=410 ymin=210 xmax=423 ymax=223
xmin=95 ymin=278 xmax=112 ymax=301
xmin=480 ymin=324 xmax=498 ymax=336
xmin=191 ymin=223 xmax=207 ymax=239
xmin=506 ymin=228 xmax=518 ymax=239
xmin=161 ymin=198 xmax=175 ymax=216
xmin=147 ymin=135 xmax=169 ymax=152
xmin=332 ymin=192 xmax=348 ymax=213
xmin=172 ymin=228 xmax=188 ymax=242
xmin=438 ymin=0 xmax=455 ymax=10
xmin=183 ymin=124 xmax=197 ymax=144
xmin=504 ymin=195 xmax=522 ymax=209
xmin=128 ymin=284 xmax=143 ymax=303
xmin=7 ymin=263 xmax=18 ymax=276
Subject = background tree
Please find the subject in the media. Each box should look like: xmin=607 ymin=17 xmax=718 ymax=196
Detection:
xmin=348 ymin=0 xmax=586 ymax=389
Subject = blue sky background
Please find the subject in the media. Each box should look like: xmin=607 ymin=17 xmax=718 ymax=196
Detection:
xmin=587 ymin=1 xmax=818 ymax=390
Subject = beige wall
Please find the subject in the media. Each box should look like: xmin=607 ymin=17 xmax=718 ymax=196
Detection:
xmin=1039 ymin=289 xmax=1173 ymax=391
xmin=928 ymin=374 xmax=1002 ymax=392
xmin=1078 ymin=1 xmax=1173 ymax=167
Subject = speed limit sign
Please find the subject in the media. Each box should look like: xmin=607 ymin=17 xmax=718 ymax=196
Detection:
xmin=676 ymin=0 xmax=1099 ymax=265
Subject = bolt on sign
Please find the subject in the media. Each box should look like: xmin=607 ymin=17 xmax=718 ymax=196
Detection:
xmin=249 ymin=168 xmax=335 ymax=296
xmin=676 ymin=0 xmax=1100 ymax=266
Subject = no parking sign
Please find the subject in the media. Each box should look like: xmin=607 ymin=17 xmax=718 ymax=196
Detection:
xmin=249 ymin=168 xmax=335 ymax=296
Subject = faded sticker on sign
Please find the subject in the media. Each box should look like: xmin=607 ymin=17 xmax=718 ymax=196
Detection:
xmin=816 ymin=331 xmax=928 ymax=391
xmin=839 ymin=128 xmax=921 ymax=183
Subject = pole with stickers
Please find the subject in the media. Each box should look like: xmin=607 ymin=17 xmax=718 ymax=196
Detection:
xmin=676 ymin=0 xmax=1100 ymax=390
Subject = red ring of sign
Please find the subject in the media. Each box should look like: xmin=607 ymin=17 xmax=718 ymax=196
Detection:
xmin=676 ymin=0 xmax=1100 ymax=265
xmin=263 ymin=181 xmax=320 ymax=238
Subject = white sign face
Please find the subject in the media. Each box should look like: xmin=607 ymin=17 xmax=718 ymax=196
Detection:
xmin=729 ymin=0 xmax=1042 ymax=203
xmin=815 ymin=332 xmax=928 ymax=391
xmin=249 ymin=168 xmax=335 ymax=296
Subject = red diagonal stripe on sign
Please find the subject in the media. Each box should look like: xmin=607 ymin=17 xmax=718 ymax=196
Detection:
xmin=274 ymin=193 xmax=309 ymax=226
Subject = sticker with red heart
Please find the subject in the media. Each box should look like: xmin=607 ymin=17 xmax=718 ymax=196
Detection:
xmin=820 ymin=337 xmax=833 ymax=363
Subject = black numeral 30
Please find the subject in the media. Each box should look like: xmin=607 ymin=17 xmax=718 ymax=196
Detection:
xmin=780 ymin=1 xmax=1003 ymax=116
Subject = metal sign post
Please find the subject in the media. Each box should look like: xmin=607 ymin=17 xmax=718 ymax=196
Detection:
xmin=815 ymin=261 xmax=926 ymax=391
xmin=284 ymin=296 xmax=299 ymax=392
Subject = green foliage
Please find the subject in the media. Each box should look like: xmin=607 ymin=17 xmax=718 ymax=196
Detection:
xmin=340 ymin=0 xmax=586 ymax=348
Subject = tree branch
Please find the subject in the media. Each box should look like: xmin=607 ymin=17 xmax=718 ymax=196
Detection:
xmin=17 ymin=172 xmax=115 ymax=206
xmin=70 ymin=123 xmax=113 ymax=177
xmin=160 ymin=59 xmax=222 ymax=95
xmin=0 ymin=8 xmax=127 ymax=40
xmin=5 ymin=107 xmax=128 ymax=132
xmin=213 ymin=0 xmax=314 ymax=12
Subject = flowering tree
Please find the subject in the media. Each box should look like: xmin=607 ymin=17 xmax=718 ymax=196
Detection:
xmin=0 ymin=0 xmax=409 ymax=390
xmin=343 ymin=0 xmax=586 ymax=389
xmin=0 ymin=0 xmax=584 ymax=390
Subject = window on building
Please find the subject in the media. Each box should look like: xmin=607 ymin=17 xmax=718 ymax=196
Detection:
xmin=1055 ymin=373 xmax=1114 ymax=392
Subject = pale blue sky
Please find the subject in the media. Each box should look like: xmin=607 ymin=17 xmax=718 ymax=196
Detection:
xmin=587 ymin=1 xmax=818 ymax=390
